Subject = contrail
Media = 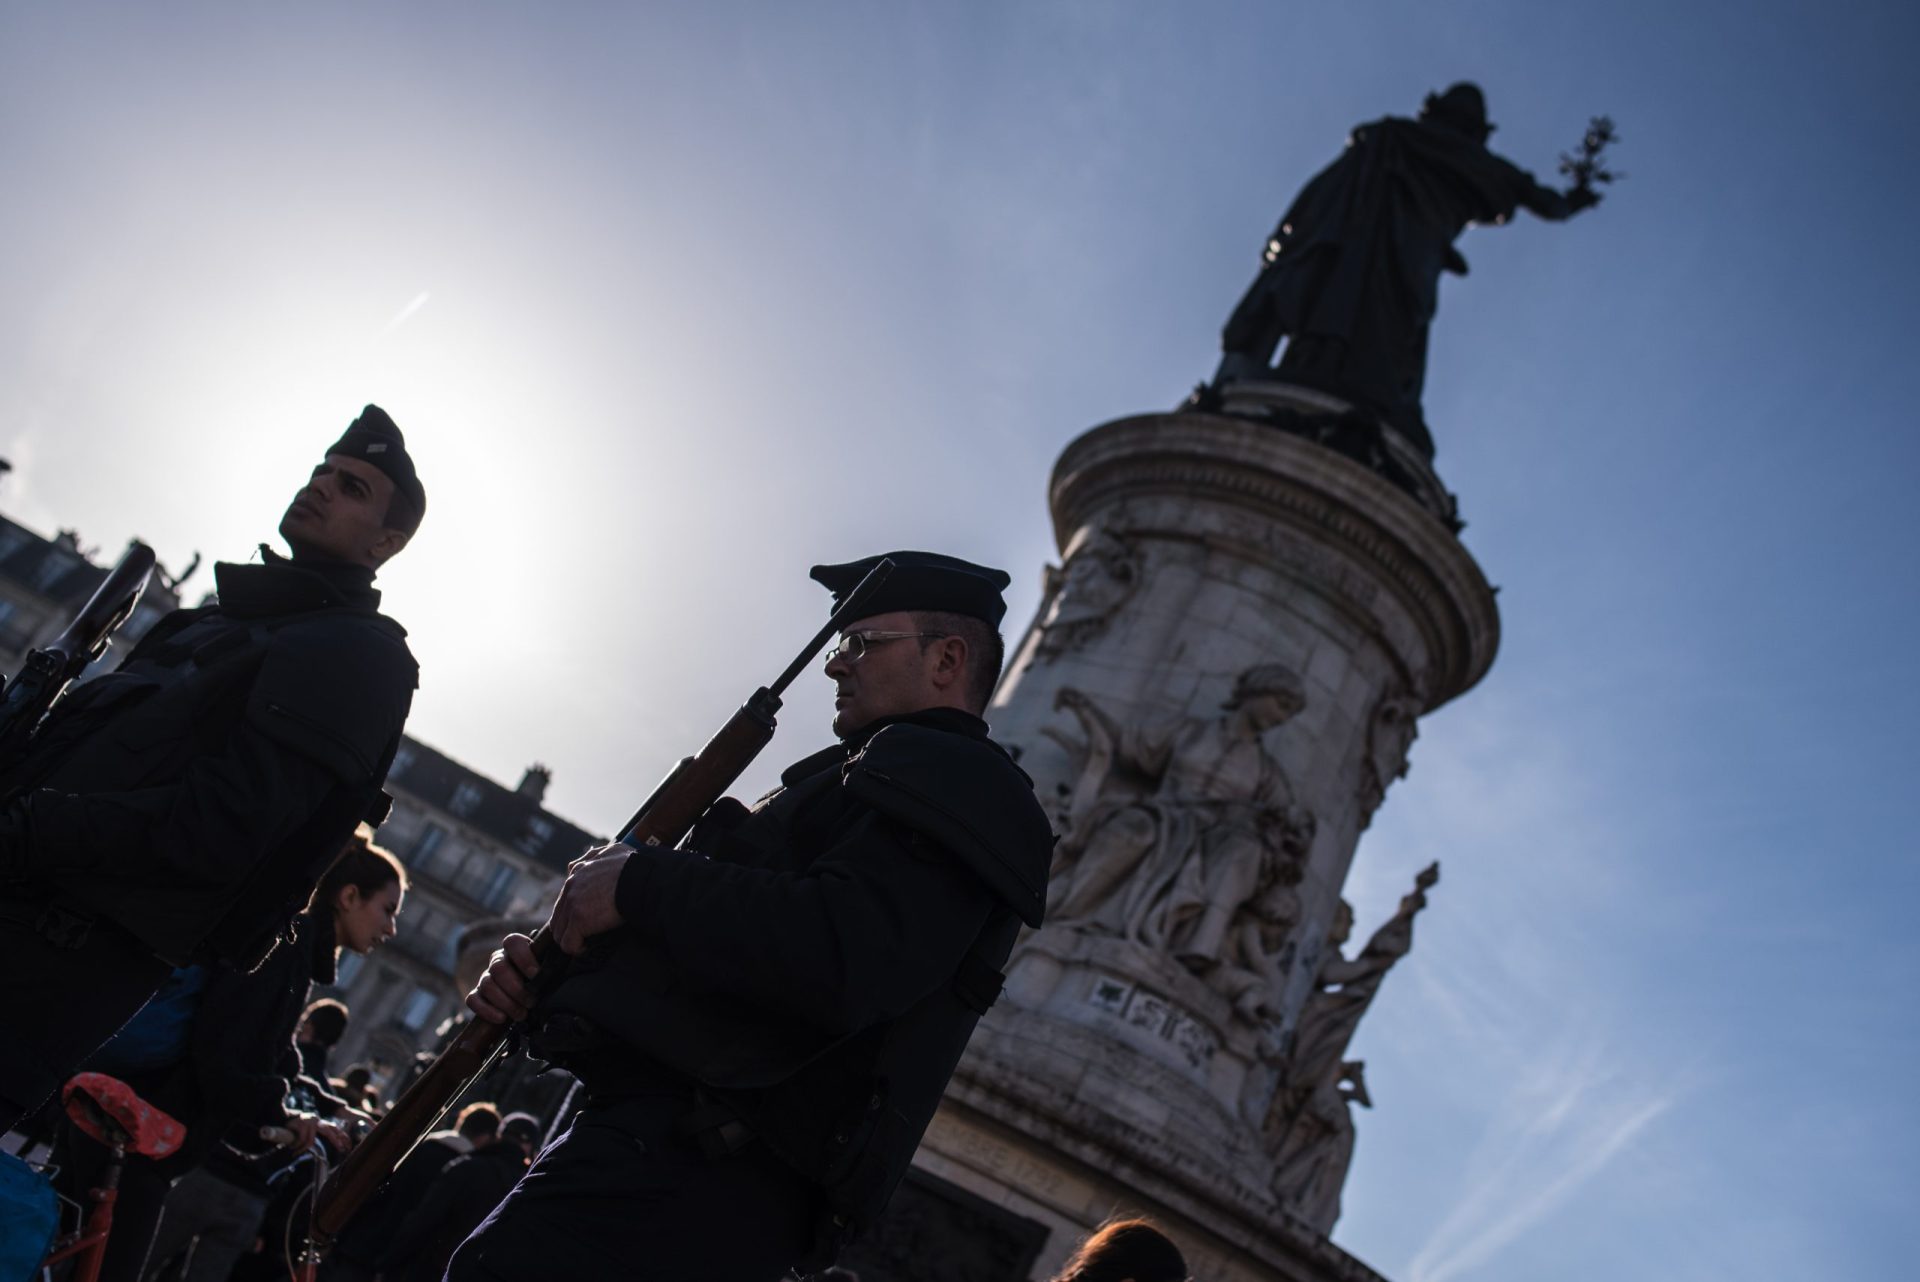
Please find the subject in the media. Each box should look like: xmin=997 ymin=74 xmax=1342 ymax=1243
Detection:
xmin=381 ymin=291 xmax=431 ymax=335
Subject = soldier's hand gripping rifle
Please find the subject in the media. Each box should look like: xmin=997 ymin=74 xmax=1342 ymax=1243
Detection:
xmin=311 ymin=557 xmax=897 ymax=1245
xmin=0 ymin=540 xmax=158 ymax=772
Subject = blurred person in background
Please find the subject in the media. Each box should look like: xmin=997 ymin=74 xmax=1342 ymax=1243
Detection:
xmin=366 ymin=1112 xmax=541 ymax=1282
xmin=1047 ymin=1218 xmax=1191 ymax=1282
xmin=130 ymin=834 xmax=407 ymax=1282
xmin=320 ymin=1102 xmax=505 ymax=1282
xmin=295 ymin=999 xmax=350 ymax=1082
xmin=332 ymin=1065 xmax=380 ymax=1115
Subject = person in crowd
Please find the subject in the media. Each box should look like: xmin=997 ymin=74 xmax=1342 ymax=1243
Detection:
xmin=0 ymin=405 xmax=423 ymax=1134
xmin=296 ymin=999 xmax=350 ymax=1082
xmin=454 ymin=552 xmax=1054 ymax=1280
xmin=368 ymin=1112 xmax=540 ymax=1282
xmin=1047 ymin=1218 xmax=1191 ymax=1282
xmin=129 ymin=833 xmax=407 ymax=1282
xmin=320 ymin=1102 xmax=505 ymax=1281
xmin=333 ymin=1065 xmax=380 ymax=1114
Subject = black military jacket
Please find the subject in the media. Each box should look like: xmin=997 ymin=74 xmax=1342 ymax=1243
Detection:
xmin=540 ymin=706 xmax=1053 ymax=1239
xmin=0 ymin=551 xmax=416 ymax=967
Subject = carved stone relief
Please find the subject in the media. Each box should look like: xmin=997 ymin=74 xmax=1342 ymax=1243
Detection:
xmin=1270 ymin=1059 xmax=1371 ymax=1235
xmin=1039 ymin=665 xmax=1316 ymax=1028
xmin=1356 ymin=688 xmax=1421 ymax=826
xmin=1267 ymin=864 xmax=1437 ymax=1142
xmin=1034 ymin=529 xmax=1142 ymax=660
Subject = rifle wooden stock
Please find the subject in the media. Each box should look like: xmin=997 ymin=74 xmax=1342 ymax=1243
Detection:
xmin=312 ymin=694 xmax=779 ymax=1244
xmin=311 ymin=556 xmax=896 ymax=1245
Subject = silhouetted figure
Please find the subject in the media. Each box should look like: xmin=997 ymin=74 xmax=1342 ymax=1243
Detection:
xmin=60 ymin=834 xmax=402 ymax=1282
xmin=333 ymin=1063 xmax=378 ymax=1114
xmin=296 ymin=998 xmax=349 ymax=1082
xmin=0 ymin=404 xmax=422 ymax=1135
xmin=322 ymin=1102 xmax=505 ymax=1281
xmin=1214 ymin=83 xmax=1600 ymax=456
xmin=1047 ymin=1218 xmax=1190 ymax=1282
xmin=370 ymin=1112 xmax=539 ymax=1282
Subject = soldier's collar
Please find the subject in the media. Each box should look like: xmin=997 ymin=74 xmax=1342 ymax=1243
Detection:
xmin=851 ymin=706 xmax=990 ymax=744
xmin=779 ymin=707 xmax=991 ymax=787
xmin=212 ymin=546 xmax=381 ymax=617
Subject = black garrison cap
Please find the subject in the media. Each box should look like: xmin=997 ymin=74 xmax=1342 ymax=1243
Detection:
xmin=326 ymin=404 xmax=426 ymax=532
xmin=810 ymin=551 xmax=1012 ymax=627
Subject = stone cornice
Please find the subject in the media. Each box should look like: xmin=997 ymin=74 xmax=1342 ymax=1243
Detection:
xmin=1049 ymin=413 xmax=1500 ymax=708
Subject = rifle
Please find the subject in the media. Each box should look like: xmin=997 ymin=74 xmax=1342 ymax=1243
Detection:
xmin=0 ymin=540 xmax=158 ymax=772
xmin=311 ymin=557 xmax=897 ymax=1244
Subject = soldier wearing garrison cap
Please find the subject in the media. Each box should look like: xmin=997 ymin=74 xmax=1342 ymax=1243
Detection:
xmin=457 ymin=551 xmax=1053 ymax=1281
xmin=0 ymin=405 xmax=423 ymax=1134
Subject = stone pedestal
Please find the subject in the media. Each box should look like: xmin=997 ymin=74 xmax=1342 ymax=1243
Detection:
xmin=911 ymin=388 xmax=1499 ymax=1280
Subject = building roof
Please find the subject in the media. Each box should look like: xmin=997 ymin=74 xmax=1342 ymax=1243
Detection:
xmin=387 ymin=735 xmax=604 ymax=872
xmin=0 ymin=517 xmax=119 ymax=607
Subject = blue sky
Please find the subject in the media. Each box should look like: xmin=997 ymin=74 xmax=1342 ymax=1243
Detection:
xmin=1 ymin=3 xmax=1914 ymax=1278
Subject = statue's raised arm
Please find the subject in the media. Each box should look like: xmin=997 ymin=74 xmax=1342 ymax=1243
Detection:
xmin=1210 ymin=84 xmax=1613 ymax=464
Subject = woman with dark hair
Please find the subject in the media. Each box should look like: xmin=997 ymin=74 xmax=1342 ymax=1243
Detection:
xmin=1049 ymin=1217 xmax=1191 ymax=1282
xmin=62 ymin=827 xmax=408 ymax=1282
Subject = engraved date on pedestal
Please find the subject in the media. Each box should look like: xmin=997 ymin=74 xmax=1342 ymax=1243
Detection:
xmin=1087 ymin=973 xmax=1219 ymax=1068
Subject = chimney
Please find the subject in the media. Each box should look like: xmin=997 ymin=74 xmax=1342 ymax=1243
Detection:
xmin=516 ymin=764 xmax=551 ymax=803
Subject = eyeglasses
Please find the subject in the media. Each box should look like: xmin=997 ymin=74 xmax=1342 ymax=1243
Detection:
xmin=824 ymin=630 xmax=949 ymax=665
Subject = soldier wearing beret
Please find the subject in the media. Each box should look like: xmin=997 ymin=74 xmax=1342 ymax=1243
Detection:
xmin=454 ymin=552 xmax=1054 ymax=1281
xmin=0 ymin=405 xmax=423 ymax=1133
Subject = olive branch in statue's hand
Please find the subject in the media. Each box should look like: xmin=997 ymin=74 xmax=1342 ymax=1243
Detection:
xmin=1560 ymin=115 xmax=1622 ymax=204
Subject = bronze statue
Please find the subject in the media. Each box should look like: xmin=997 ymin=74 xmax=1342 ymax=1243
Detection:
xmin=1212 ymin=84 xmax=1611 ymax=458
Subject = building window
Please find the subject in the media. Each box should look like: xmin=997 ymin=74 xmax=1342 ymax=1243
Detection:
xmin=517 ymin=815 xmax=554 ymax=856
xmin=336 ymin=951 xmax=366 ymax=987
xmin=412 ymin=822 xmax=448 ymax=866
xmin=398 ymin=987 xmax=438 ymax=1030
xmin=403 ymin=906 xmax=442 ymax=952
xmin=32 ymin=553 xmax=75 ymax=592
xmin=480 ymin=863 xmax=518 ymax=912
xmin=450 ymin=781 xmax=484 ymax=817
xmin=0 ymin=601 xmax=27 ymax=652
xmin=389 ymin=744 xmax=416 ymax=780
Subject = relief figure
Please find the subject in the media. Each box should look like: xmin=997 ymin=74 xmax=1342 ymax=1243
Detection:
xmin=1042 ymin=666 xmax=1316 ymax=1018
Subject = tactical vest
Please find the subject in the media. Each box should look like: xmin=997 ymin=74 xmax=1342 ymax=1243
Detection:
xmin=10 ymin=602 xmax=412 ymax=968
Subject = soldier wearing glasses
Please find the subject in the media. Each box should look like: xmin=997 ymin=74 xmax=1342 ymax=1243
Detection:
xmin=455 ymin=551 xmax=1053 ymax=1282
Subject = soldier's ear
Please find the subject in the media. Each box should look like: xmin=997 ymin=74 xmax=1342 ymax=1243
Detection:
xmin=933 ymin=634 xmax=969 ymax=689
xmin=370 ymin=527 xmax=412 ymax=565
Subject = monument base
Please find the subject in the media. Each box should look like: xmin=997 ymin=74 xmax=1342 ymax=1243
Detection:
xmin=903 ymin=1096 xmax=1391 ymax=1282
xmin=895 ymin=400 xmax=1497 ymax=1279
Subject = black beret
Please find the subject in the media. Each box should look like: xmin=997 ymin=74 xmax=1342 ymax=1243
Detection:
xmin=326 ymin=404 xmax=426 ymax=533
xmin=810 ymin=551 xmax=1011 ymax=628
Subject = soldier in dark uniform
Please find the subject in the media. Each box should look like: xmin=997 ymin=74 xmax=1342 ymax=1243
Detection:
xmin=0 ymin=405 xmax=424 ymax=1133
xmin=453 ymin=551 xmax=1053 ymax=1282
